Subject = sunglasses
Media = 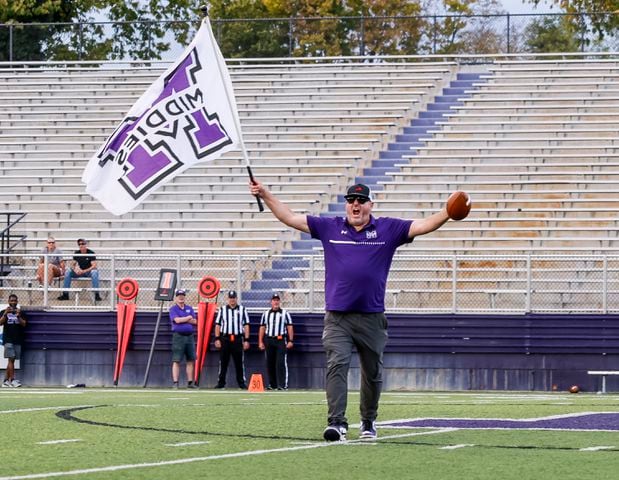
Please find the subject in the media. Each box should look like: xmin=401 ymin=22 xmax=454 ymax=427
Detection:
xmin=78 ymin=242 xmax=87 ymax=246
xmin=47 ymin=241 xmax=55 ymax=244
xmin=345 ymin=196 xmax=370 ymax=205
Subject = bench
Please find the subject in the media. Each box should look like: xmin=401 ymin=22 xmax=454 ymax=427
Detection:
xmin=587 ymin=371 xmax=619 ymax=393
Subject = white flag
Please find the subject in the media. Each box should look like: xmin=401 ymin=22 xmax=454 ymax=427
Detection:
xmin=82 ymin=18 xmax=241 ymax=216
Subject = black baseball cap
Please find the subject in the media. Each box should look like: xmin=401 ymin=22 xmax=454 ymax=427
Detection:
xmin=227 ymin=290 xmax=237 ymax=298
xmin=271 ymin=292 xmax=280 ymax=300
xmin=345 ymin=183 xmax=373 ymax=202
xmin=175 ymin=289 xmax=186 ymax=296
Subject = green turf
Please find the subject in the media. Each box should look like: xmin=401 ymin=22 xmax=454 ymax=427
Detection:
xmin=1 ymin=389 xmax=619 ymax=479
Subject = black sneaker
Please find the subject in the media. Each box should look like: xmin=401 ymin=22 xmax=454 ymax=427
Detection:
xmin=94 ymin=293 xmax=102 ymax=301
xmin=323 ymin=424 xmax=347 ymax=442
xmin=359 ymin=420 xmax=377 ymax=440
xmin=187 ymin=382 xmax=198 ymax=389
xmin=214 ymin=383 xmax=225 ymax=389
xmin=239 ymin=383 xmax=248 ymax=390
xmin=57 ymin=294 xmax=69 ymax=300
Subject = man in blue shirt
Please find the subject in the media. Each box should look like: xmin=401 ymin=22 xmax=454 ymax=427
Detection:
xmin=169 ymin=289 xmax=198 ymax=389
xmin=250 ymin=180 xmax=451 ymax=441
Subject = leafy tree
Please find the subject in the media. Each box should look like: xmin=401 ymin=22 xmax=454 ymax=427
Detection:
xmin=346 ymin=0 xmax=423 ymax=56
xmin=453 ymin=0 xmax=507 ymax=54
xmin=207 ymin=0 xmax=289 ymax=58
xmin=263 ymin=0 xmax=351 ymax=57
xmin=523 ymin=14 xmax=581 ymax=53
xmin=0 ymin=0 xmax=197 ymax=61
xmin=0 ymin=0 xmax=77 ymax=61
xmin=529 ymin=0 xmax=619 ymax=44
xmin=421 ymin=0 xmax=475 ymax=54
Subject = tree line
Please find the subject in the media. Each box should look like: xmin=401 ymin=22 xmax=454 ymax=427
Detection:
xmin=0 ymin=0 xmax=617 ymax=61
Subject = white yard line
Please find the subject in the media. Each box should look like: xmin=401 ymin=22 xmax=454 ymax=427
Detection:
xmin=439 ymin=444 xmax=475 ymax=450
xmin=164 ymin=441 xmax=210 ymax=447
xmin=37 ymin=440 xmax=81 ymax=445
xmin=0 ymin=429 xmax=456 ymax=480
xmin=0 ymin=406 xmax=93 ymax=415
xmin=579 ymin=446 xmax=616 ymax=452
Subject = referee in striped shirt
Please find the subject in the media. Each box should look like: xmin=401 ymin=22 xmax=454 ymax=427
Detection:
xmin=214 ymin=290 xmax=250 ymax=389
xmin=258 ymin=293 xmax=294 ymax=390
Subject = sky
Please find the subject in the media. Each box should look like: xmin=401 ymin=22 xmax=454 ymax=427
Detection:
xmin=499 ymin=0 xmax=555 ymax=14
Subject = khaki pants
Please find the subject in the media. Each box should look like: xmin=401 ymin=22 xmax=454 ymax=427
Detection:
xmin=321 ymin=311 xmax=388 ymax=427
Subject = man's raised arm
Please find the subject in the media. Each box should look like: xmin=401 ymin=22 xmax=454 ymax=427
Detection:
xmin=249 ymin=180 xmax=310 ymax=233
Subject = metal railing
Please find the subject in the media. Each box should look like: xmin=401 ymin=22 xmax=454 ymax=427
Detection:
xmin=0 ymin=12 xmax=617 ymax=62
xmin=0 ymin=212 xmax=27 ymax=287
xmin=2 ymin=253 xmax=619 ymax=314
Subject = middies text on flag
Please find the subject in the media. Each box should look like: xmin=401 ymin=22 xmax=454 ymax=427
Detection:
xmin=82 ymin=18 xmax=241 ymax=216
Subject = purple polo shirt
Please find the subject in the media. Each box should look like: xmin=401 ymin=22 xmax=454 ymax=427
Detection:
xmin=169 ymin=303 xmax=196 ymax=334
xmin=307 ymin=215 xmax=413 ymax=312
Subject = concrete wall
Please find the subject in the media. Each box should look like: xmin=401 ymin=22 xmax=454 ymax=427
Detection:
xmin=18 ymin=349 xmax=617 ymax=393
xmin=14 ymin=311 xmax=619 ymax=392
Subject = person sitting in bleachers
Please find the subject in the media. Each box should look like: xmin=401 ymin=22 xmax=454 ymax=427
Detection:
xmin=36 ymin=237 xmax=65 ymax=286
xmin=57 ymin=239 xmax=101 ymax=302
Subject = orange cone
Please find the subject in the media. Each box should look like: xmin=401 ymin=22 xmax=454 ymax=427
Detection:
xmin=248 ymin=373 xmax=265 ymax=392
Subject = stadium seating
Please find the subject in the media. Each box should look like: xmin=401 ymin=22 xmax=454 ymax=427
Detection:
xmin=1 ymin=58 xmax=619 ymax=312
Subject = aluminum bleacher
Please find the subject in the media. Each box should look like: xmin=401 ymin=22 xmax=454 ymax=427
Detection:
xmin=2 ymin=57 xmax=619 ymax=312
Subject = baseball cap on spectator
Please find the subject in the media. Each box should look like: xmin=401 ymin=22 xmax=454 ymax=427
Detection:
xmin=175 ymin=289 xmax=186 ymax=296
xmin=227 ymin=290 xmax=237 ymax=298
xmin=271 ymin=293 xmax=281 ymax=300
xmin=345 ymin=183 xmax=373 ymax=202
xmin=77 ymin=238 xmax=88 ymax=245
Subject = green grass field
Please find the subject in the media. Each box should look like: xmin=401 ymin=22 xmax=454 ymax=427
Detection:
xmin=2 ymin=388 xmax=619 ymax=479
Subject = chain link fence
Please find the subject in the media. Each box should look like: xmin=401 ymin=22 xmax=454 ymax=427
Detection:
xmin=2 ymin=253 xmax=619 ymax=314
xmin=1 ymin=13 xmax=617 ymax=62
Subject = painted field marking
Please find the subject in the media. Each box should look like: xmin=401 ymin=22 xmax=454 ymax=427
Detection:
xmin=439 ymin=444 xmax=475 ymax=450
xmin=0 ymin=428 xmax=456 ymax=480
xmin=579 ymin=446 xmax=615 ymax=452
xmin=37 ymin=440 xmax=81 ymax=445
xmin=0 ymin=390 xmax=85 ymax=396
xmin=0 ymin=406 xmax=94 ymax=415
xmin=164 ymin=441 xmax=210 ymax=447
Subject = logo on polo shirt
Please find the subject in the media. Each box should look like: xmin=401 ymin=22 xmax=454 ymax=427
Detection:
xmin=366 ymin=230 xmax=377 ymax=239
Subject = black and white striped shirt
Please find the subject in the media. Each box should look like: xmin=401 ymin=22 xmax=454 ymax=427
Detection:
xmin=260 ymin=308 xmax=292 ymax=337
xmin=215 ymin=305 xmax=250 ymax=334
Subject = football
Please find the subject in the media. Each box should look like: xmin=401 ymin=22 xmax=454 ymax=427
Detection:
xmin=569 ymin=385 xmax=580 ymax=394
xmin=446 ymin=191 xmax=471 ymax=221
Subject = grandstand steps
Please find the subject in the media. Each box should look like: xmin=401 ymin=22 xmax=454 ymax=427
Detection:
xmin=16 ymin=215 xmax=619 ymax=233
xmin=396 ymin=163 xmax=619 ymax=173
xmin=427 ymin=129 xmax=619 ymax=140
xmin=419 ymin=137 xmax=619 ymax=148
xmin=470 ymin=89 xmax=619 ymax=99
xmin=0 ymin=128 xmax=391 ymax=140
xmin=0 ymin=153 xmax=366 ymax=166
xmin=2 ymin=56 xmax=619 ymax=313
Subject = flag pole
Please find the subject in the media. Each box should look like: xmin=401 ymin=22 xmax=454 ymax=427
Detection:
xmin=200 ymin=5 xmax=264 ymax=212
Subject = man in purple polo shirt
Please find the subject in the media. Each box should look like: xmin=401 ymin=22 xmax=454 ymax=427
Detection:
xmin=169 ymin=289 xmax=198 ymax=389
xmin=250 ymin=180 xmax=451 ymax=442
